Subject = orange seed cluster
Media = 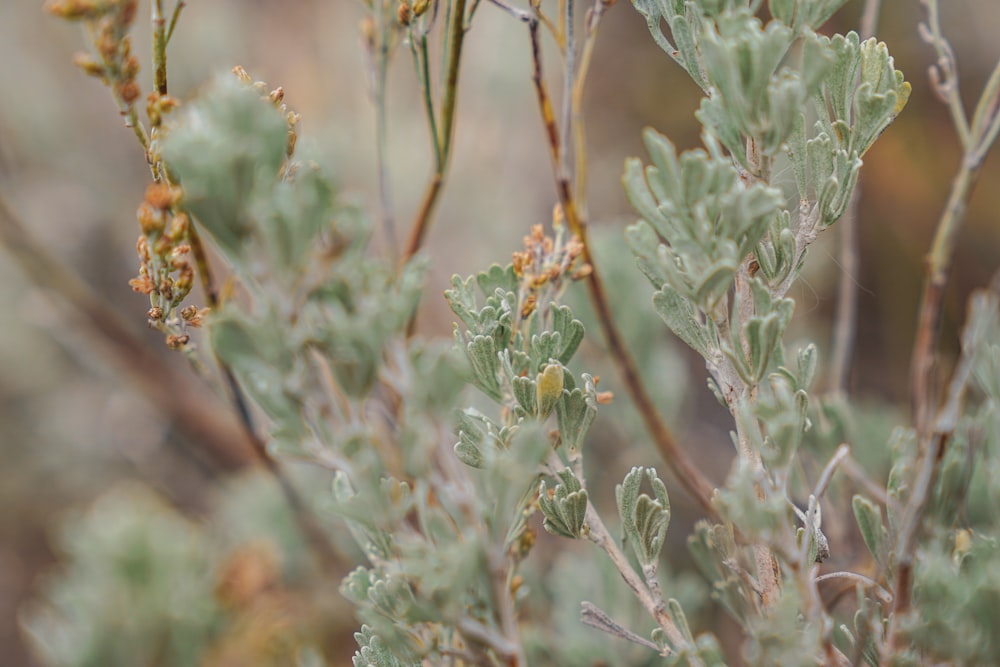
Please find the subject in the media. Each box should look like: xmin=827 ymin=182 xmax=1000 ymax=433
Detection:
xmin=128 ymin=183 xmax=206 ymax=349
xmin=47 ymin=0 xmax=142 ymax=110
xmin=511 ymin=209 xmax=592 ymax=320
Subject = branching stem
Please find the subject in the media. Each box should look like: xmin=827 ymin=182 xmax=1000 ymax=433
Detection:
xmin=911 ymin=0 xmax=1000 ymax=433
xmin=401 ymin=0 xmax=470 ymax=266
xmin=523 ymin=10 xmax=717 ymax=518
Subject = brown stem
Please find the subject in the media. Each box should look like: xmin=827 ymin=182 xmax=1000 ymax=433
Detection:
xmin=526 ymin=18 xmax=716 ymax=516
xmin=889 ymin=283 xmax=989 ymax=651
xmin=842 ymin=6 xmax=879 ymax=393
xmin=910 ymin=154 xmax=979 ymax=434
xmin=399 ymin=0 xmax=469 ymax=267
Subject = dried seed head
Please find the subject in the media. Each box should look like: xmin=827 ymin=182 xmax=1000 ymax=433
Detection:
xmin=128 ymin=273 xmax=155 ymax=295
xmin=165 ymin=333 xmax=190 ymax=349
xmin=397 ymin=1 xmax=412 ymax=26
xmin=232 ymin=65 xmax=252 ymax=83
xmin=72 ymin=52 xmax=105 ymax=77
xmin=136 ymin=201 xmax=164 ymax=234
xmin=116 ymin=79 xmax=141 ymax=105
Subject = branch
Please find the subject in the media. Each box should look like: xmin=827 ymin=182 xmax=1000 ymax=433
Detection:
xmin=911 ymin=1 xmax=1000 ymax=433
xmin=400 ymin=0 xmax=470 ymax=266
xmin=524 ymin=12 xmax=717 ymax=518
xmin=889 ymin=281 xmax=995 ymax=649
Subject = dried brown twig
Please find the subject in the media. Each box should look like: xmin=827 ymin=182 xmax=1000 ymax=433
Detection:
xmin=515 ymin=1 xmax=717 ymax=517
xmin=910 ymin=0 xmax=1000 ymax=434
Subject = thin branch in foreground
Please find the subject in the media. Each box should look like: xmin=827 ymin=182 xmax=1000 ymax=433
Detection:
xmin=827 ymin=0 xmax=883 ymax=396
xmin=911 ymin=0 xmax=1000 ymax=435
xmin=889 ymin=280 xmax=997 ymax=649
xmin=580 ymin=601 xmax=663 ymax=652
xmin=524 ymin=15 xmax=717 ymax=518
xmin=400 ymin=0 xmax=470 ymax=267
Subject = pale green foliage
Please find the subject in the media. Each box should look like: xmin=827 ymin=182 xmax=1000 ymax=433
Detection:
xmin=30 ymin=0 xmax=1000 ymax=665
xmin=22 ymin=486 xmax=218 ymax=667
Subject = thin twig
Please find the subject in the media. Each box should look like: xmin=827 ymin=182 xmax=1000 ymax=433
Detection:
xmin=400 ymin=0 xmax=470 ymax=266
xmin=840 ymin=454 xmax=899 ymax=513
xmin=456 ymin=617 xmax=521 ymax=662
xmin=919 ymin=0 xmax=970 ymax=149
xmin=164 ymin=0 xmax=185 ymax=44
xmin=584 ymin=503 xmax=693 ymax=657
xmin=580 ymin=601 xmax=663 ymax=652
xmin=524 ymin=15 xmax=717 ymax=517
xmin=151 ymin=0 xmax=169 ymax=96
xmin=859 ymin=0 xmax=882 ymax=43
xmin=889 ymin=284 xmax=994 ymax=650
xmin=815 ymin=571 xmax=893 ymax=605
xmin=570 ymin=1 xmax=609 ymax=215
xmin=911 ymin=1 xmax=1000 ymax=434
xmin=558 ymin=0 xmax=574 ymax=172
xmin=827 ymin=186 xmax=860 ymax=395
xmin=485 ymin=0 xmax=532 ymax=23
xmin=829 ymin=3 xmax=881 ymax=393
xmin=372 ymin=3 xmax=399 ymax=258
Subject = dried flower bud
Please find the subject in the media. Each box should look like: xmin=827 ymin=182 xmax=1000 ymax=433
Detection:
xmin=72 ymin=52 xmax=105 ymax=77
xmin=128 ymin=273 xmax=155 ymax=294
xmin=118 ymin=0 xmax=137 ymax=26
xmin=136 ymin=235 xmax=150 ymax=262
xmin=359 ymin=16 xmax=376 ymax=47
xmin=147 ymin=306 xmax=164 ymax=321
xmin=175 ymin=264 xmax=194 ymax=296
xmin=214 ymin=542 xmax=280 ymax=609
xmin=122 ymin=54 xmax=140 ymax=80
xmin=116 ymin=79 xmax=141 ymax=105
xmin=136 ymin=201 xmax=164 ymax=234
xmin=45 ymin=0 xmax=112 ymax=20
xmin=167 ymin=213 xmax=189 ymax=238
xmin=165 ymin=333 xmax=190 ymax=349
xmin=552 ymin=203 xmax=564 ymax=228
xmin=397 ymin=2 xmax=412 ymax=26
xmin=520 ymin=293 xmax=537 ymax=319
xmin=144 ymin=182 xmax=179 ymax=210
xmin=232 ymin=65 xmax=252 ymax=83
xmin=180 ymin=305 xmax=208 ymax=327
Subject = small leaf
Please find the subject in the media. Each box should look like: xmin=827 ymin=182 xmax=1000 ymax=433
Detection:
xmin=852 ymin=494 xmax=886 ymax=567
xmin=555 ymin=375 xmax=598 ymax=450
xmin=616 ymin=467 xmax=671 ymax=566
xmin=538 ymin=469 xmax=589 ymax=539
xmin=652 ymin=286 xmax=715 ymax=358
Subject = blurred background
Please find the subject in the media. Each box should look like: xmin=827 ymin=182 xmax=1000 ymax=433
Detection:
xmin=1 ymin=1 xmax=999 ymax=664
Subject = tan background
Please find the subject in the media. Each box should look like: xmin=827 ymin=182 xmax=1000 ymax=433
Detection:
xmin=1 ymin=1 xmax=999 ymax=664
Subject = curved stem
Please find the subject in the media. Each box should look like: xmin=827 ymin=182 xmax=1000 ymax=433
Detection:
xmin=526 ymin=15 xmax=717 ymax=517
xmin=400 ymin=0 xmax=469 ymax=266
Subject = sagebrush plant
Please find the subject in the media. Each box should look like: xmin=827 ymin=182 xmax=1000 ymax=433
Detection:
xmin=14 ymin=0 xmax=1000 ymax=665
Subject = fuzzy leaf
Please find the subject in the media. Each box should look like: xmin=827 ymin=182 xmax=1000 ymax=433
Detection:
xmin=538 ymin=468 xmax=589 ymax=539
xmin=852 ymin=494 xmax=886 ymax=567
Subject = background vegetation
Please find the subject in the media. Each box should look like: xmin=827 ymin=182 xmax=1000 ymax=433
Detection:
xmin=1 ymin=1 xmax=999 ymax=664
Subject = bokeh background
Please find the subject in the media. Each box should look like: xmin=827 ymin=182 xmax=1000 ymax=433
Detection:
xmin=1 ymin=1 xmax=999 ymax=664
